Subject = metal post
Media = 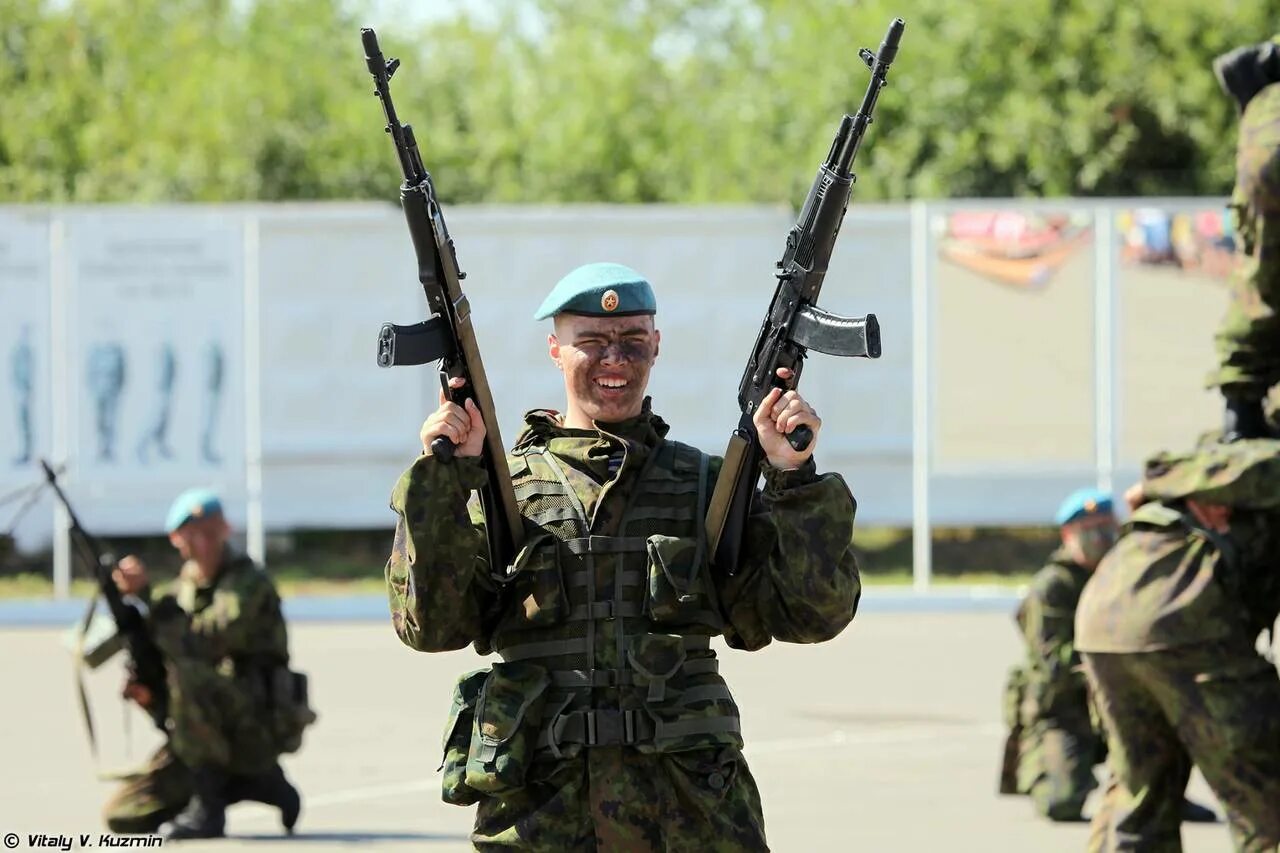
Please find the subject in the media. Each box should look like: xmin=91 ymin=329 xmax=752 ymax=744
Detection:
xmin=910 ymin=200 xmax=932 ymax=592
xmin=1093 ymin=207 xmax=1116 ymax=496
xmin=49 ymin=215 xmax=71 ymax=600
xmin=243 ymin=216 xmax=266 ymax=566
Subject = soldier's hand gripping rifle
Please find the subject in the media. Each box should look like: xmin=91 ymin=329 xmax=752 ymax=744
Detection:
xmin=39 ymin=460 xmax=169 ymax=729
xmin=706 ymin=18 xmax=904 ymax=576
xmin=361 ymin=28 xmax=524 ymax=571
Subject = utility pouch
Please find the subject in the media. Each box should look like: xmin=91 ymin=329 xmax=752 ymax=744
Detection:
xmin=644 ymin=535 xmax=717 ymax=627
xmin=440 ymin=669 xmax=488 ymax=806
xmin=270 ymin=666 xmax=318 ymax=755
xmin=463 ymin=662 xmax=551 ymax=794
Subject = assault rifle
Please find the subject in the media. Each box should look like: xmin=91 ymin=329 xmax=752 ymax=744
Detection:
xmin=40 ymin=460 xmax=169 ymax=729
xmin=361 ymin=28 xmax=524 ymax=571
xmin=705 ymin=18 xmax=904 ymax=576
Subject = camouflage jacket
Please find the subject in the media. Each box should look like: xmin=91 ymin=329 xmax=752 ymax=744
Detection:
xmin=1235 ymin=82 xmax=1280 ymax=219
xmin=1074 ymin=502 xmax=1248 ymax=654
xmin=146 ymin=549 xmax=290 ymax=671
xmin=1230 ymin=83 xmax=1280 ymax=307
xmin=387 ymin=405 xmax=859 ymax=847
xmin=1016 ymin=549 xmax=1092 ymax=724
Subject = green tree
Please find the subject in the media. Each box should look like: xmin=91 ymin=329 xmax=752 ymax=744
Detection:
xmin=3 ymin=0 xmax=1280 ymax=203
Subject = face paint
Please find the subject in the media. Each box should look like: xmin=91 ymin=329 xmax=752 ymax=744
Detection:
xmin=1074 ymin=524 xmax=1118 ymax=567
xmin=555 ymin=316 xmax=658 ymax=424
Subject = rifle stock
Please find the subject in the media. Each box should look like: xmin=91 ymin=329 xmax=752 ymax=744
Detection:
xmin=362 ymin=28 xmax=525 ymax=571
xmin=706 ymin=18 xmax=904 ymax=576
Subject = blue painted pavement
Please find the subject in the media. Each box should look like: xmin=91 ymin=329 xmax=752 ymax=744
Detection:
xmin=0 ymin=587 xmax=1019 ymax=628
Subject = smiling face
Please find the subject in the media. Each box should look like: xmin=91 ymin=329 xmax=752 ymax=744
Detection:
xmin=549 ymin=313 xmax=660 ymax=427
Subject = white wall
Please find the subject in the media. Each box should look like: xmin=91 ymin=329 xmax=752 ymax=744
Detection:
xmin=0 ymin=200 xmax=1229 ymax=553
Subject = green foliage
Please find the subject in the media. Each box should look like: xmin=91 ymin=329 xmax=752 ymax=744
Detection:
xmin=3 ymin=0 xmax=1280 ymax=203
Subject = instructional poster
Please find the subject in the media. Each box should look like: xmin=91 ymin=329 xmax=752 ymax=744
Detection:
xmin=0 ymin=211 xmax=52 ymax=499
xmin=64 ymin=211 xmax=245 ymax=524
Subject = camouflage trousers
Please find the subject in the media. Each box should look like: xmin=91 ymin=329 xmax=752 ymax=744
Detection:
xmin=1210 ymin=209 xmax=1280 ymax=398
xmin=1082 ymin=644 xmax=1280 ymax=853
xmin=102 ymin=744 xmax=193 ymax=834
xmin=1016 ymin=717 xmax=1102 ymax=821
xmin=166 ymin=657 xmax=278 ymax=775
xmin=468 ymin=745 xmax=767 ymax=851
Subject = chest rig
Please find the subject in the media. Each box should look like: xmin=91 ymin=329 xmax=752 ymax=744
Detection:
xmin=491 ymin=434 xmax=742 ymax=756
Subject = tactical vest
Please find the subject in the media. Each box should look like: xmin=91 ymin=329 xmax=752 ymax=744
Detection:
xmin=479 ymin=437 xmax=743 ymax=760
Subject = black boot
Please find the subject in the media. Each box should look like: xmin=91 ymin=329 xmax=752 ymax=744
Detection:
xmin=226 ymin=764 xmax=300 ymax=835
xmin=1223 ymin=394 xmax=1269 ymax=442
xmin=1180 ymin=798 xmax=1219 ymax=823
xmin=159 ymin=766 xmax=227 ymax=840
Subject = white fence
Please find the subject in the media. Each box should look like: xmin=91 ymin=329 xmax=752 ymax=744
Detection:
xmin=0 ymin=201 xmax=1230 ymax=594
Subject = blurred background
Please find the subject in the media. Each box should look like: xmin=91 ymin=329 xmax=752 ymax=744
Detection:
xmin=3 ymin=2 xmax=1276 ymax=850
xmin=0 ymin=0 xmax=1274 ymax=593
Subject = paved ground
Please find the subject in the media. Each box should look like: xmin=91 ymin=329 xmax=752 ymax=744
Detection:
xmin=0 ymin=612 xmax=1233 ymax=852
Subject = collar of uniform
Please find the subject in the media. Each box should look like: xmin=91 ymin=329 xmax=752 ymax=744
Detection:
xmin=179 ymin=545 xmax=238 ymax=589
xmin=513 ymin=397 xmax=670 ymax=451
xmin=1047 ymin=545 xmax=1091 ymax=578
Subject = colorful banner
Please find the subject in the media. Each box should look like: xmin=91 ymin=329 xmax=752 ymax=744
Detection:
xmin=935 ymin=209 xmax=1093 ymax=289
xmin=1116 ymin=207 xmax=1235 ymax=280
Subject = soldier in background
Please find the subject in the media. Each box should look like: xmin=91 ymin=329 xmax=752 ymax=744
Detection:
xmin=386 ymin=263 xmax=860 ymax=850
xmin=999 ymin=491 xmax=1217 ymax=824
xmin=1209 ymin=38 xmax=1280 ymax=440
xmin=1000 ymin=488 xmax=1115 ymax=820
xmin=1076 ymin=440 xmax=1280 ymax=851
xmin=104 ymin=489 xmax=311 ymax=839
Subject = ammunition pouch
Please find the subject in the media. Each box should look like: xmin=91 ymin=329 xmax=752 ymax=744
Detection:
xmin=1002 ymin=663 xmax=1028 ymax=730
xmin=439 ymin=669 xmax=487 ymax=805
xmin=268 ymin=665 xmax=318 ymax=754
xmin=462 ymin=662 xmax=551 ymax=795
xmin=644 ymin=535 xmax=721 ymax=629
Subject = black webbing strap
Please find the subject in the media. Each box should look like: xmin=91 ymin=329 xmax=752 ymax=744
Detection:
xmin=500 ymin=634 xmax=710 ymax=663
xmin=548 ymin=657 xmax=719 ymax=689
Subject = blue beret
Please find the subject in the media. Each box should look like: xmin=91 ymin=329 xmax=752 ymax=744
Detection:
xmin=165 ymin=488 xmax=223 ymax=533
xmin=533 ymin=262 xmax=657 ymax=320
xmin=1054 ymin=487 xmax=1114 ymax=526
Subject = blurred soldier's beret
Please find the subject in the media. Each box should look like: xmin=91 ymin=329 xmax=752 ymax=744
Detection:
xmin=165 ymin=488 xmax=223 ymax=533
xmin=1054 ymin=487 xmax=1114 ymax=526
xmin=533 ymin=262 xmax=657 ymax=320
xmin=1142 ymin=439 xmax=1280 ymax=509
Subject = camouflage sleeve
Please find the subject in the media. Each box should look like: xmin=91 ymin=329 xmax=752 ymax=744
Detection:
xmin=1013 ymin=595 xmax=1029 ymax=634
xmin=716 ymin=457 xmax=861 ymax=650
xmin=1020 ymin=572 xmax=1085 ymax=706
xmin=386 ymin=454 xmax=499 ymax=653
xmin=151 ymin=570 xmax=285 ymax=663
